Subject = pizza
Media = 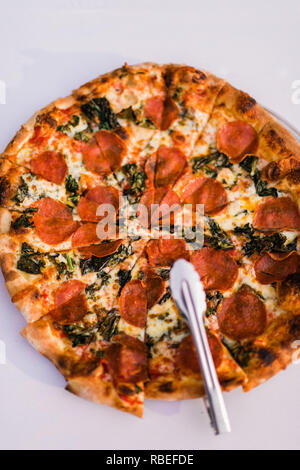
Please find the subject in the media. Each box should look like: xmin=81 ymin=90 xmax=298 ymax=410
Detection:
xmin=1 ymin=62 xmax=300 ymax=418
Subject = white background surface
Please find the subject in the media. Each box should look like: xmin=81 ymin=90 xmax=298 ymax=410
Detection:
xmin=0 ymin=0 xmax=300 ymax=451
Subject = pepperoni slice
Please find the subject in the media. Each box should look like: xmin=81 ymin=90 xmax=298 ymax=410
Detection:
xmin=191 ymin=247 xmax=238 ymax=291
xmin=54 ymin=280 xmax=86 ymax=306
xmin=155 ymin=146 xmax=186 ymax=187
xmin=253 ymin=197 xmax=300 ymax=231
xmin=77 ymin=186 xmax=120 ymax=222
xmin=78 ymin=239 xmax=123 ymax=258
xmin=82 ymin=130 xmax=125 ymax=175
xmin=217 ymin=285 xmax=267 ymax=340
xmin=50 ymin=294 xmax=88 ymax=323
xmin=71 ymin=223 xmax=99 ymax=248
xmin=216 ymin=121 xmax=258 ymax=163
xmin=181 ymin=177 xmax=228 ymax=216
xmin=176 ymin=334 xmax=222 ymax=373
xmin=138 ymin=188 xmax=181 ymax=227
xmin=33 ymin=198 xmax=79 ymax=245
xmin=144 ymin=96 xmax=179 ymax=131
xmin=30 ymin=151 xmax=67 ymax=184
xmin=142 ymin=271 xmax=165 ymax=309
xmin=254 ymin=252 xmax=300 ymax=284
xmin=119 ymin=280 xmax=148 ymax=328
xmin=106 ymin=334 xmax=148 ymax=384
xmin=146 ymin=237 xmax=190 ymax=267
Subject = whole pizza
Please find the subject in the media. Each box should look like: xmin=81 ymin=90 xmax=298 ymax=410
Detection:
xmin=1 ymin=62 xmax=300 ymax=417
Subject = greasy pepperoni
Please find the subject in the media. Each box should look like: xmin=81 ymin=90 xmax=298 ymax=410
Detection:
xmin=217 ymin=285 xmax=267 ymax=340
xmin=106 ymin=334 xmax=148 ymax=384
xmin=253 ymin=197 xmax=300 ymax=231
xmin=30 ymin=151 xmax=67 ymax=184
xmin=77 ymin=186 xmax=120 ymax=222
xmin=146 ymin=237 xmax=190 ymax=267
xmin=155 ymin=146 xmax=186 ymax=187
xmin=82 ymin=130 xmax=125 ymax=175
xmin=176 ymin=334 xmax=222 ymax=373
xmin=78 ymin=239 xmax=123 ymax=258
xmin=144 ymin=96 xmax=179 ymax=131
xmin=119 ymin=280 xmax=148 ymax=328
xmin=181 ymin=177 xmax=228 ymax=216
xmin=33 ymin=198 xmax=79 ymax=245
xmin=54 ymin=280 xmax=86 ymax=306
xmin=191 ymin=247 xmax=238 ymax=291
xmin=216 ymin=121 xmax=258 ymax=163
xmin=142 ymin=271 xmax=165 ymax=308
xmin=71 ymin=223 xmax=100 ymax=247
xmin=254 ymin=252 xmax=300 ymax=284
xmin=138 ymin=188 xmax=181 ymax=227
xmin=50 ymin=294 xmax=88 ymax=323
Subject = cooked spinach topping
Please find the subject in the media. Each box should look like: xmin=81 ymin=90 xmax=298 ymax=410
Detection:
xmin=223 ymin=339 xmax=251 ymax=368
xmin=80 ymin=243 xmax=132 ymax=275
xmin=11 ymin=208 xmax=37 ymax=230
xmin=57 ymin=115 xmax=91 ymax=142
xmin=117 ymin=106 xmax=155 ymax=129
xmin=158 ymin=268 xmax=170 ymax=280
xmin=17 ymin=242 xmax=45 ymax=275
xmin=63 ymin=309 xmax=120 ymax=346
xmin=122 ymin=163 xmax=147 ymax=204
xmin=117 ymin=269 xmax=132 ymax=293
xmin=206 ymin=291 xmax=223 ymax=317
xmin=205 ymin=219 xmax=234 ymax=250
xmin=81 ymin=97 xmax=119 ymax=130
xmin=65 ymin=175 xmax=79 ymax=206
xmin=135 ymin=384 xmax=143 ymax=394
xmin=57 ymin=115 xmax=80 ymax=133
xmin=47 ymin=253 xmax=75 ymax=280
xmin=192 ymin=151 xmax=232 ymax=176
xmin=240 ymin=156 xmax=278 ymax=198
xmin=11 ymin=178 xmax=29 ymax=205
xmin=173 ymin=87 xmax=183 ymax=101
xmin=233 ymin=223 xmax=297 ymax=256
xmin=158 ymin=287 xmax=171 ymax=304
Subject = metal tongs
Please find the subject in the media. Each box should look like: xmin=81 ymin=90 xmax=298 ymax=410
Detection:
xmin=170 ymin=259 xmax=231 ymax=435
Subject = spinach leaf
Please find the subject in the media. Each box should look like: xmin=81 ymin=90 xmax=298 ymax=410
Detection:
xmin=11 ymin=208 xmax=37 ymax=230
xmin=57 ymin=115 xmax=80 ymax=133
xmin=240 ymin=156 xmax=278 ymax=198
xmin=117 ymin=269 xmax=132 ymax=293
xmin=233 ymin=223 xmax=297 ymax=256
xmin=117 ymin=106 xmax=155 ymax=129
xmin=81 ymin=97 xmax=120 ymax=130
xmin=223 ymin=339 xmax=251 ymax=368
xmin=205 ymin=291 xmax=223 ymax=317
xmin=63 ymin=309 xmax=120 ymax=346
xmin=158 ymin=287 xmax=171 ymax=305
xmin=17 ymin=242 xmax=45 ymax=275
xmin=47 ymin=253 xmax=75 ymax=280
xmin=205 ymin=219 xmax=234 ymax=250
xmin=11 ymin=178 xmax=29 ymax=205
xmin=122 ymin=163 xmax=147 ymax=203
xmin=80 ymin=243 xmax=132 ymax=275
xmin=192 ymin=151 xmax=232 ymax=176
xmin=65 ymin=175 xmax=79 ymax=206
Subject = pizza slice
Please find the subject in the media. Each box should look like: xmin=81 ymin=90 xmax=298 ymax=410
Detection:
xmin=22 ymin=242 xmax=152 ymax=416
xmin=0 ymin=233 xmax=145 ymax=322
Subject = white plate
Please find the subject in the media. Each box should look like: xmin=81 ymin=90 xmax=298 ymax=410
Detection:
xmin=0 ymin=0 xmax=300 ymax=451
